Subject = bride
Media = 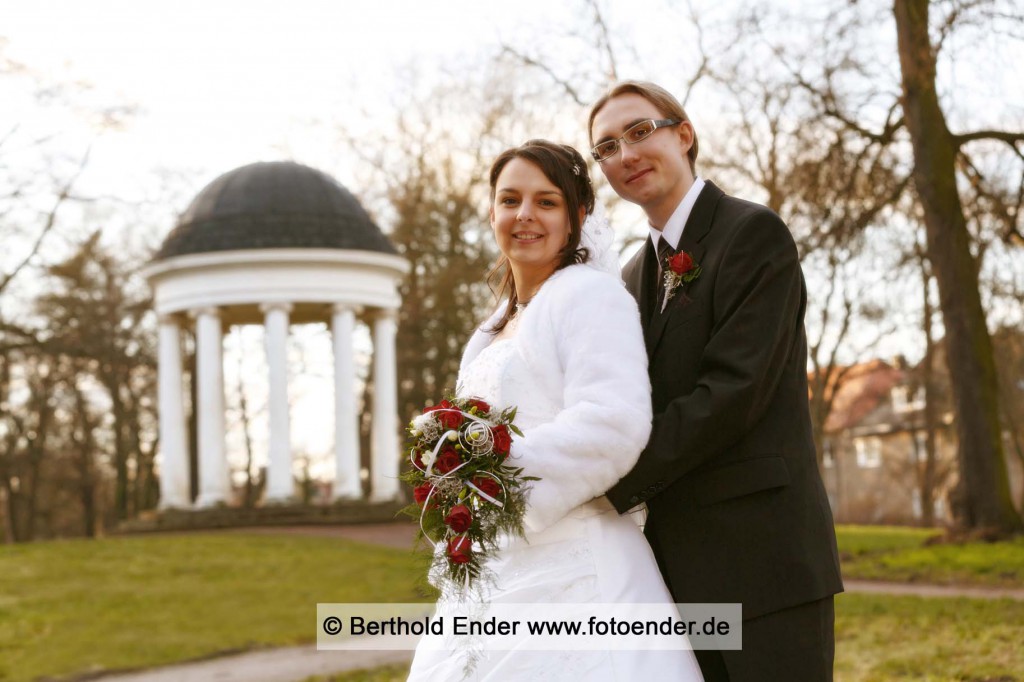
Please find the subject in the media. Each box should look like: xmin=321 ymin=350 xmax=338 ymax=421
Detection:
xmin=406 ymin=140 xmax=703 ymax=681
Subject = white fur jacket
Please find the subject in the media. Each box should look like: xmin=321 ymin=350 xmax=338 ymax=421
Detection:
xmin=458 ymin=264 xmax=652 ymax=535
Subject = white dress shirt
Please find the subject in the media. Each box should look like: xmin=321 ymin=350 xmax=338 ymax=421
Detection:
xmin=648 ymin=176 xmax=706 ymax=251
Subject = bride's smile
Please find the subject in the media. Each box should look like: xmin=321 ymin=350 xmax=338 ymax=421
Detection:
xmin=490 ymin=157 xmax=579 ymax=292
xmin=511 ymin=230 xmax=544 ymax=242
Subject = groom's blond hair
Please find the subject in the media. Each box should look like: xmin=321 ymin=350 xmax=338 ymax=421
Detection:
xmin=588 ymin=81 xmax=699 ymax=174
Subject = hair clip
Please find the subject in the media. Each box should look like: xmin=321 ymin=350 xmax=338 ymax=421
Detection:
xmin=572 ymin=163 xmax=580 ymax=176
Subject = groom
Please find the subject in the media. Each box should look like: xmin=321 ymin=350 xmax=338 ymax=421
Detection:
xmin=592 ymin=81 xmax=844 ymax=681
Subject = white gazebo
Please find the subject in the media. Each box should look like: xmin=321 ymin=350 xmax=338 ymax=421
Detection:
xmin=143 ymin=161 xmax=409 ymax=509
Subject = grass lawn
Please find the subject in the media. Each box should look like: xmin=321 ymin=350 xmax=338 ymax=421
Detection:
xmin=836 ymin=524 xmax=943 ymax=555
xmin=3 ymin=527 xmax=1024 ymax=681
xmin=0 ymin=531 xmax=428 ymax=682
xmin=836 ymin=524 xmax=1024 ymax=586
xmin=834 ymin=593 xmax=1024 ymax=681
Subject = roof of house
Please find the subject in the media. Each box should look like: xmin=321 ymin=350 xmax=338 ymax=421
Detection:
xmin=821 ymin=359 xmax=904 ymax=433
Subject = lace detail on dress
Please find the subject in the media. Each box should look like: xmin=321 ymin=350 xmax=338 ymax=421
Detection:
xmin=457 ymin=339 xmax=516 ymax=409
xmin=495 ymin=534 xmax=596 ymax=603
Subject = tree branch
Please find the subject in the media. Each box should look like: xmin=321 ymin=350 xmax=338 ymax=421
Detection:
xmin=498 ymin=46 xmax=586 ymax=107
xmin=585 ymin=0 xmax=618 ymax=83
xmin=953 ymin=129 xmax=1024 ymax=153
xmin=957 ymin=149 xmax=1024 ymax=245
xmin=935 ymin=0 xmax=991 ymax=55
xmin=678 ymin=0 xmax=711 ymax=107
xmin=0 ymin=146 xmax=91 ymax=296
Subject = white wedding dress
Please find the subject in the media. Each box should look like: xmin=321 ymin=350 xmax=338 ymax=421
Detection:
xmin=406 ymin=330 xmax=704 ymax=681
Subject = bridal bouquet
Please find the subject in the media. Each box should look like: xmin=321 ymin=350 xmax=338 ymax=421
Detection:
xmin=400 ymin=396 xmax=533 ymax=593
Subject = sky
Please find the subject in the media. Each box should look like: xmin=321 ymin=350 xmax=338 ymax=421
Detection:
xmin=4 ymin=0 xmax=1022 ymax=482
xmin=3 ymin=0 xmax=594 ymax=205
xmin=5 ymin=0 xmax=1021 ymax=207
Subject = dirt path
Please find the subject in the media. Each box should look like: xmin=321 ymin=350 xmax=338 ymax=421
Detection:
xmin=92 ymin=645 xmax=411 ymax=682
xmin=843 ymin=579 xmax=1024 ymax=600
xmin=223 ymin=521 xmax=419 ymax=549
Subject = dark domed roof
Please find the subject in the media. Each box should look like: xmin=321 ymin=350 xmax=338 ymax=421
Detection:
xmin=155 ymin=161 xmax=397 ymax=260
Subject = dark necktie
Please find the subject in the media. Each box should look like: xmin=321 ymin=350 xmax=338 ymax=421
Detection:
xmin=656 ymin=237 xmax=675 ymax=314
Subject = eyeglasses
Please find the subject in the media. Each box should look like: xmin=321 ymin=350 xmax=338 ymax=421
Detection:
xmin=591 ymin=119 xmax=681 ymax=162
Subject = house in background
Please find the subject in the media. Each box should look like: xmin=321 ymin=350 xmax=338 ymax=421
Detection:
xmin=820 ymin=357 xmax=958 ymax=525
xmin=819 ymin=339 xmax=1024 ymax=526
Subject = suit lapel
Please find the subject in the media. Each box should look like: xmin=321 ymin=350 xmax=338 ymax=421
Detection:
xmin=622 ymin=239 xmax=658 ymax=334
xmin=646 ymin=181 xmax=723 ymax=356
xmin=638 ymin=239 xmax=659 ymax=327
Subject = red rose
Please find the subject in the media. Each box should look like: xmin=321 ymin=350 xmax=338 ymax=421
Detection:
xmin=411 ymin=449 xmax=425 ymax=469
xmin=444 ymin=504 xmax=473 ymax=533
xmin=491 ymin=425 xmax=512 ymax=457
xmin=423 ymin=395 xmax=456 ymax=411
xmin=437 ymin=402 xmax=464 ymax=430
xmin=465 ymin=398 xmax=491 ymax=414
xmin=447 ymin=536 xmax=471 ymax=564
xmin=668 ymin=251 xmax=694 ymax=275
xmin=433 ymin=448 xmax=463 ymax=474
xmin=413 ymin=482 xmax=434 ymax=506
xmin=471 ymin=476 xmax=502 ymax=502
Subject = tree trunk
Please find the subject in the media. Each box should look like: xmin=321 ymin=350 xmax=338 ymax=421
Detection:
xmin=359 ymin=357 xmax=375 ymax=498
xmin=0 ymin=352 xmax=15 ymax=544
xmin=110 ymin=378 xmax=130 ymax=520
xmin=236 ymin=346 xmax=257 ymax=508
xmin=894 ymin=0 xmax=1021 ymax=532
xmin=74 ymin=385 xmax=98 ymax=538
xmin=186 ymin=331 xmax=199 ymax=503
xmin=808 ymin=365 xmax=829 ymax=470
xmin=0 ymin=484 xmax=13 ymax=544
xmin=1001 ymin=405 xmax=1024 ymax=514
xmin=24 ymin=372 xmax=56 ymax=542
xmin=919 ymin=262 xmax=937 ymax=527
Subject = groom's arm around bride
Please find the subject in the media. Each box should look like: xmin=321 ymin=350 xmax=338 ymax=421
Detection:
xmin=591 ymin=81 xmax=844 ymax=682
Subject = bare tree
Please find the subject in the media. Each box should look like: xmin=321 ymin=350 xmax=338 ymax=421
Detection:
xmin=993 ymin=325 xmax=1024 ymax=507
xmin=904 ymin=230 xmax=948 ymax=526
xmin=0 ymin=351 xmax=59 ymax=541
xmin=68 ymin=370 xmax=104 ymax=537
xmin=36 ymin=231 xmax=157 ymax=523
xmin=894 ymin=0 xmax=1022 ymax=532
xmin=0 ymin=41 xmax=138 ymax=539
xmin=744 ymin=0 xmax=1023 ymax=533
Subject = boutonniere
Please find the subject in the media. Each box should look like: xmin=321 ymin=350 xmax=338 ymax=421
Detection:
xmin=661 ymin=250 xmax=702 ymax=312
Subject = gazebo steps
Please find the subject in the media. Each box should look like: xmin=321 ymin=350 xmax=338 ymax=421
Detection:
xmin=116 ymin=501 xmax=405 ymax=533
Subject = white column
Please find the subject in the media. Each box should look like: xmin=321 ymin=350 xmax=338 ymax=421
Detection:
xmin=157 ymin=315 xmax=190 ymax=509
xmin=262 ymin=302 xmax=294 ymax=503
xmin=194 ymin=307 xmax=228 ymax=508
xmin=332 ymin=303 xmax=363 ymax=500
xmin=370 ymin=308 xmax=401 ymax=502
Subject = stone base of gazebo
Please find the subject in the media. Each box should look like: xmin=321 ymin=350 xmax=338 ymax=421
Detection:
xmin=115 ymin=501 xmax=406 ymax=534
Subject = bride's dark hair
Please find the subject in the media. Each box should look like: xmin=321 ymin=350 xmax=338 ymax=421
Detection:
xmin=486 ymin=139 xmax=596 ymax=334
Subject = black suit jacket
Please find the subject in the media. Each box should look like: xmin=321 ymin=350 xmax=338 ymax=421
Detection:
xmin=607 ymin=181 xmax=843 ymax=620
